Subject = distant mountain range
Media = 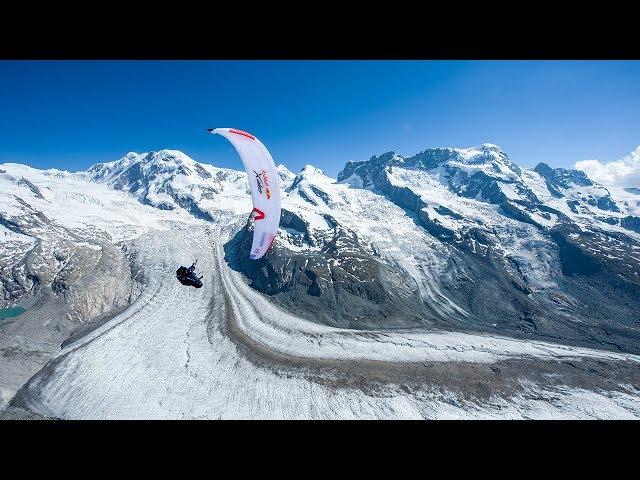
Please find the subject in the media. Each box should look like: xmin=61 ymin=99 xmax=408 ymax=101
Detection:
xmin=3 ymin=144 xmax=640 ymax=355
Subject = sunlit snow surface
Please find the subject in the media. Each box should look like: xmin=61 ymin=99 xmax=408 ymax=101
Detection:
xmin=19 ymin=224 xmax=640 ymax=420
xmin=3 ymin=160 xmax=640 ymax=419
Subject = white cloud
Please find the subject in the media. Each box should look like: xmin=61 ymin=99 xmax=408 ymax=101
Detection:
xmin=575 ymin=146 xmax=640 ymax=188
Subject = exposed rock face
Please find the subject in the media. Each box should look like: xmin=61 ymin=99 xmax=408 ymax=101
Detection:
xmin=224 ymin=213 xmax=427 ymax=329
xmin=0 ymin=176 xmax=136 ymax=323
xmin=0 ymin=165 xmax=145 ymax=410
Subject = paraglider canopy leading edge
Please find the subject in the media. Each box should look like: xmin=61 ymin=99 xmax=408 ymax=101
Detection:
xmin=207 ymin=128 xmax=281 ymax=260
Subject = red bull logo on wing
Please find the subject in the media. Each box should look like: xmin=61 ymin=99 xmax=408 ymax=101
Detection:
xmin=253 ymin=169 xmax=272 ymax=199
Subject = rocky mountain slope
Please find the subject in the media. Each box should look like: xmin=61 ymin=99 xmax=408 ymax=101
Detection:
xmin=332 ymin=144 xmax=640 ymax=351
xmin=2 ymin=144 xmax=640 ymax=418
xmin=6 ymin=144 xmax=640 ymax=351
xmin=193 ymin=143 xmax=640 ymax=352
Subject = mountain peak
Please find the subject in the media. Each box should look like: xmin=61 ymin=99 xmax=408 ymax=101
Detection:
xmin=277 ymin=164 xmax=296 ymax=189
xmin=87 ymin=149 xmax=214 ymax=199
xmin=338 ymin=143 xmax=519 ymax=187
xmin=136 ymin=149 xmax=195 ymax=165
xmin=534 ymin=162 xmax=593 ymax=188
xmin=533 ymin=162 xmax=553 ymax=175
xmin=277 ymin=164 xmax=294 ymax=177
xmin=480 ymin=143 xmax=503 ymax=152
xmin=619 ymin=145 xmax=640 ymax=165
xmin=300 ymin=164 xmax=325 ymax=176
xmin=88 ymin=150 xmax=196 ymax=176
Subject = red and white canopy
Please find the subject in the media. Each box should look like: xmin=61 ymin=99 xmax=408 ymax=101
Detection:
xmin=207 ymin=128 xmax=281 ymax=260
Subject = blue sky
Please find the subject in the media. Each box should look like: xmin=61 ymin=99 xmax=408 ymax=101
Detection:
xmin=1 ymin=60 xmax=639 ymax=176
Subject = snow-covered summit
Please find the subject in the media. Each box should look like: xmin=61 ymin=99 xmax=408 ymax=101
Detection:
xmin=299 ymin=164 xmax=325 ymax=176
xmin=288 ymin=164 xmax=329 ymax=189
xmin=88 ymin=150 xmax=217 ymax=187
xmin=338 ymin=143 xmax=522 ymax=189
xmin=88 ymin=150 xmax=250 ymax=219
xmin=276 ymin=164 xmax=296 ymax=188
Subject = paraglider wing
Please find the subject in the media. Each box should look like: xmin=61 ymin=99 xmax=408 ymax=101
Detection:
xmin=207 ymin=128 xmax=281 ymax=260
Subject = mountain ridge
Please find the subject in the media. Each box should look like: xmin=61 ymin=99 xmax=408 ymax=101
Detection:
xmin=3 ymin=144 xmax=640 ymax=354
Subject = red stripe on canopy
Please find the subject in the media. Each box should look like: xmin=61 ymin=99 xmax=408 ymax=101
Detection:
xmin=229 ymin=128 xmax=256 ymax=140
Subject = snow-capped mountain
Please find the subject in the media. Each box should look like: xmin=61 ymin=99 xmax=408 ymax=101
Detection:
xmin=333 ymin=144 xmax=640 ymax=350
xmin=7 ymin=145 xmax=640 ymax=349
xmin=74 ymin=145 xmax=640 ymax=352
xmin=86 ymin=150 xmax=251 ymax=220
xmin=3 ymin=145 xmax=640 ymax=419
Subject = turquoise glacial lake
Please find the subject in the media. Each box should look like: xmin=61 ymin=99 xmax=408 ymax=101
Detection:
xmin=0 ymin=307 xmax=26 ymax=320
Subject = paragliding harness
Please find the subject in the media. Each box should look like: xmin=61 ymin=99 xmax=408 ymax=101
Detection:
xmin=176 ymin=261 xmax=203 ymax=288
